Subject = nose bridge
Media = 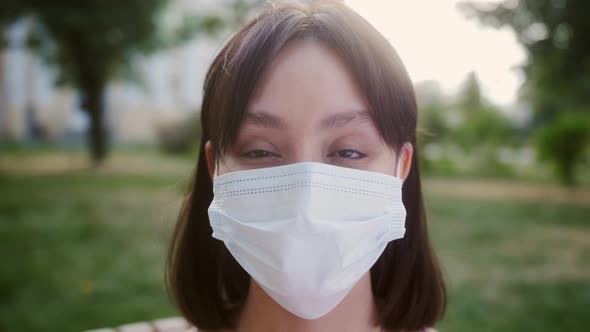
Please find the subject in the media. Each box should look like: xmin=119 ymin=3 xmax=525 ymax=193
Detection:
xmin=289 ymin=136 xmax=323 ymax=164
xmin=284 ymin=110 xmax=324 ymax=164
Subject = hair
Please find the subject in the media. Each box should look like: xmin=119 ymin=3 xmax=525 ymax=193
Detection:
xmin=166 ymin=1 xmax=446 ymax=331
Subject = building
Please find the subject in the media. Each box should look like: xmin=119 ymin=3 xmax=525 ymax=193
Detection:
xmin=0 ymin=0 xmax=226 ymax=145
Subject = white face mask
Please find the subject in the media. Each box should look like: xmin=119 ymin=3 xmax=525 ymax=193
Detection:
xmin=208 ymin=157 xmax=407 ymax=319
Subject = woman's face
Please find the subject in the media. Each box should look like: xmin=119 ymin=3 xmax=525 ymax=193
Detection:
xmin=206 ymin=38 xmax=412 ymax=178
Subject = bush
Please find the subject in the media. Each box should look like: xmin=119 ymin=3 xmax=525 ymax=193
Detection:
xmin=455 ymin=107 xmax=516 ymax=152
xmin=155 ymin=112 xmax=201 ymax=155
xmin=534 ymin=112 xmax=590 ymax=185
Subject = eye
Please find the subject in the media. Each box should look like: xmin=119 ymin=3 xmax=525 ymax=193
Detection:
xmin=329 ymin=149 xmax=367 ymax=160
xmin=241 ymin=149 xmax=279 ymax=159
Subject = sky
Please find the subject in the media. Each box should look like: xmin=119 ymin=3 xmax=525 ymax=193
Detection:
xmin=346 ymin=0 xmax=526 ymax=106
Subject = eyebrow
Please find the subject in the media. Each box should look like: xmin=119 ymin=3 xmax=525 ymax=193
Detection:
xmin=319 ymin=110 xmax=372 ymax=129
xmin=244 ymin=111 xmax=285 ymax=129
xmin=243 ymin=110 xmax=372 ymax=129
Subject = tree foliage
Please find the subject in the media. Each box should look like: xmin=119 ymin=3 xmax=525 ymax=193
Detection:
xmin=454 ymin=72 xmax=515 ymax=152
xmin=535 ymin=112 xmax=590 ymax=185
xmin=1 ymin=0 xmax=260 ymax=163
xmin=460 ymin=0 xmax=590 ymax=184
xmin=416 ymin=74 xmax=516 ymax=177
xmin=459 ymin=0 xmax=590 ymax=115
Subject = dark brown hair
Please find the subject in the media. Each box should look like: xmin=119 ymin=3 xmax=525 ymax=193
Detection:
xmin=166 ymin=1 xmax=446 ymax=331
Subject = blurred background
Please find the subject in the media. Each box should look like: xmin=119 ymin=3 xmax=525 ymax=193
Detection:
xmin=0 ymin=0 xmax=588 ymax=331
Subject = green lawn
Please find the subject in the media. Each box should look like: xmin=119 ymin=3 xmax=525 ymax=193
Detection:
xmin=0 ymin=148 xmax=588 ymax=331
xmin=428 ymin=196 xmax=590 ymax=331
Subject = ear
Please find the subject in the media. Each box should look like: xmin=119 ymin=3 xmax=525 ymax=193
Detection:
xmin=205 ymin=141 xmax=215 ymax=180
xmin=399 ymin=142 xmax=414 ymax=182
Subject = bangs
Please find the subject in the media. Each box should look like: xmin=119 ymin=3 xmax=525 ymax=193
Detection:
xmin=203 ymin=0 xmax=417 ymax=161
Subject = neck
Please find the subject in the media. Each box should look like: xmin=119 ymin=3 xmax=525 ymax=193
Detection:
xmin=236 ymin=273 xmax=381 ymax=332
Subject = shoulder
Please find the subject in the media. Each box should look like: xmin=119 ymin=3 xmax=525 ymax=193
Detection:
xmin=190 ymin=328 xmax=437 ymax=332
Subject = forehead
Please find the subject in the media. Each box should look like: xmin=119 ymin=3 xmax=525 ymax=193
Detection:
xmin=247 ymin=38 xmax=369 ymax=122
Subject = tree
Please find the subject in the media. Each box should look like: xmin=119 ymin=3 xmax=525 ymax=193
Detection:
xmin=458 ymin=71 xmax=483 ymax=114
xmin=459 ymin=0 xmax=590 ymax=115
xmin=415 ymin=80 xmax=450 ymax=145
xmin=454 ymin=72 xmax=515 ymax=152
xmin=535 ymin=112 xmax=590 ymax=185
xmin=1 ymin=0 xmax=261 ymax=163
xmin=459 ymin=0 xmax=590 ymax=183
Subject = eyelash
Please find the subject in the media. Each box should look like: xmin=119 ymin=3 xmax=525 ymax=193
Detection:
xmin=241 ymin=149 xmax=366 ymax=160
xmin=328 ymin=149 xmax=367 ymax=160
xmin=241 ymin=150 xmax=280 ymax=159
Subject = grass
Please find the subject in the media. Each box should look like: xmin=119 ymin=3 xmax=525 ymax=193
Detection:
xmin=0 ymin=149 xmax=192 ymax=331
xmin=427 ymin=195 xmax=590 ymax=331
xmin=0 ymin=148 xmax=589 ymax=331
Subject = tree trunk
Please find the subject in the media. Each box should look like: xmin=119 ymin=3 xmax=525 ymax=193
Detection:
xmin=83 ymin=80 xmax=107 ymax=164
xmin=0 ymin=51 xmax=5 ymax=138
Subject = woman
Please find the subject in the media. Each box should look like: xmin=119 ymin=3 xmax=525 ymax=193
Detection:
xmin=166 ymin=1 xmax=446 ymax=331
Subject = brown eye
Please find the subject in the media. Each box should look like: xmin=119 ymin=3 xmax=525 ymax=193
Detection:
xmin=241 ymin=150 xmax=278 ymax=159
xmin=329 ymin=149 xmax=366 ymax=160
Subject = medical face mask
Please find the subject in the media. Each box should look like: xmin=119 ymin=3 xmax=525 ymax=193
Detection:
xmin=208 ymin=158 xmax=407 ymax=319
